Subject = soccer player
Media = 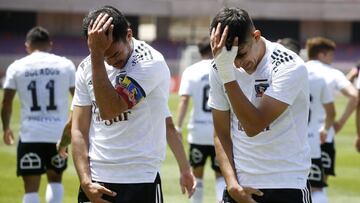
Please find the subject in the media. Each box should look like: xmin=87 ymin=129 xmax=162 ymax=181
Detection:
xmin=71 ymin=6 xmax=194 ymax=203
xmin=279 ymin=37 xmax=336 ymax=203
xmin=306 ymin=63 xmax=336 ymax=203
xmin=208 ymin=7 xmax=312 ymax=203
xmin=305 ymin=37 xmax=357 ymax=184
xmin=176 ymin=37 xmax=225 ymax=203
xmin=356 ymin=76 xmax=360 ymax=152
xmin=1 ymin=26 xmax=75 ymax=203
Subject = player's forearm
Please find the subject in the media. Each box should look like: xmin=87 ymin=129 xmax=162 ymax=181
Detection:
xmin=176 ymin=97 xmax=189 ymax=129
xmin=91 ymin=53 xmax=128 ymax=120
xmin=59 ymin=118 xmax=72 ymax=148
xmin=1 ymin=104 xmax=12 ymax=131
xmin=224 ymin=81 xmax=268 ymax=136
xmin=71 ymin=130 xmax=92 ymax=185
xmin=324 ymin=103 xmax=336 ymax=131
xmin=214 ymin=132 xmax=238 ymax=188
xmin=168 ymin=134 xmax=191 ymax=173
xmin=338 ymin=95 xmax=357 ymax=126
xmin=166 ymin=117 xmax=190 ymax=172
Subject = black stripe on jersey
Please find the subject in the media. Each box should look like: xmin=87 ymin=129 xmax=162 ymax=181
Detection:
xmin=270 ymin=49 xmax=296 ymax=73
xmin=131 ymin=43 xmax=153 ymax=66
xmin=255 ymin=79 xmax=267 ymax=82
xmin=211 ymin=60 xmax=217 ymax=70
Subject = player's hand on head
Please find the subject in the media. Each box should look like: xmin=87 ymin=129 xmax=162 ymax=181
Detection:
xmin=87 ymin=12 xmax=114 ymax=54
xmin=210 ymin=23 xmax=238 ymax=84
xmin=227 ymin=184 xmax=263 ymax=203
xmin=3 ymin=129 xmax=14 ymax=145
xmin=180 ymin=169 xmax=196 ymax=198
xmin=81 ymin=182 xmax=116 ymax=203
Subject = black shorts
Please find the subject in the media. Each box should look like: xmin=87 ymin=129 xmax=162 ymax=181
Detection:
xmin=189 ymin=144 xmax=221 ymax=172
xmin=222 ymin=181 xmax=312 ymax=203
xmin=78 ymin=173 xmax=163 ymax=203
xmin=308 ymin=158 xmax=327 ymax=188
xmin=17 ymin=140 xmax=67 ymax=176
xmin=321 ymin=142 xmax=336 ymax=176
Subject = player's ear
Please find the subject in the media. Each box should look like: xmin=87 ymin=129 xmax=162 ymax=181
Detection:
xmin=253 ymin=30 xmax=261 ymax=41
xmin=25 ymin=42 xmax=32 ymax=54
xmin=126 ymin=28 xmax=133 ymax=43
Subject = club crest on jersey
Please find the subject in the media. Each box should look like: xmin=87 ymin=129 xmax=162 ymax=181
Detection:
xmin=115 ymin=71 xmax=127 ymax=84
xmin=254 ymin=79 xmax=269 ymax=97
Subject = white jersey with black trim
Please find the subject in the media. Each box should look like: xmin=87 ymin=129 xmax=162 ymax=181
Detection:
xmin=72 ymin=38 xmax=170 ymax=184
xmin=306 ymin=65 xmax=334 ymax=158
xmin=3 ymin=51 xmax=75 ymax=143
xmin=305 ymin=60 xmax=351 ymax=143
xmin=208 ymin=38 xmax=311 ymax=189
xmin=178 ymin=59 xmax=213 ymax=145
xmin=357 ymin=76 xmax=360 ymax=89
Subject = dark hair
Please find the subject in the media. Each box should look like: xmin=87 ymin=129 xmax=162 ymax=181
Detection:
xmin=26 ymin=26 xmax=51 ymax=47
xmin=82 ymin=5 xmax=130 ymax=42
xmin=278 ymin=38 xmax=301 ymax=54
xmin=210 ymin=7 xmax=254 ymax=50
xmin=306 ymin=37 xmax=336 ymax=60
xmin=197 ymin=37 xmax=212 ymax=56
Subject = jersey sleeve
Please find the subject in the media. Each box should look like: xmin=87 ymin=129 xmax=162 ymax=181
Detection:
xmin=265 ymin=63 xmax=308 ymax=105
xmin=127 ymin=59 xmax=169 ymax=97
xmin=356 ymin=77 xmax=360 ymax=89
xmin=178 ymin=68 xmax=193 ymax=96
xmin=3 ymin=63 xmax=17 ymax=90
xmin=208 ymin=63 xmax=230 ymax=111
xmin=334 ymin=69 xmax=351 ymax=91
xmin=72 ymin=63 xmax=92 ymax=106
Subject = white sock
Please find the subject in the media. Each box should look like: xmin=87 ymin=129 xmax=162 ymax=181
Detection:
xmin=190 ymin=178 xmax=203 ymax=203
xmin=46 ymin=183 xmax=64 ymax=203
xmin=312 ymin=190 xmax=328 ymax=203
xmin=215 ymin=176 xmax=226 ymax=202
xmin=23 ymin=192 xmax=40 ymax=203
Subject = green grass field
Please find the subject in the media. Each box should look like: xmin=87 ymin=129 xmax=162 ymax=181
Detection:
xmin=0 ymin=93 xmax=359 ymax=203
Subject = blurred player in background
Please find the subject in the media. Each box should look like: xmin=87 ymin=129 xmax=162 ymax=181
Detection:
xmin=277 ymin=38 xmax=301 ymax=55
xmin=1 ymin=26 xmax=75 ymax=203
xmin=305 ymin=37 xmax=357 ymax=190
xmin=71 ymin=5 xmax=194 ymax=203
xmin=280 ymin=37 xmax=336 ymax=203
xmin=209 ymin=7 xmax=311 ymax=203
xmin=346 ymin=60 xmax=360 ymax=83
xmin=176 ymin=37 xmax=225 ymax=203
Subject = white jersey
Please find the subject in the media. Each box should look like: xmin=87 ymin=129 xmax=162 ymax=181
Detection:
xmin=306 ymin=65 xmax=334 ymax=158
xmin=72 ymin=38 xmax=170 ymax=183
xmin=3 ymin=51 xmax=75 ymax=143
xmin=178 ymin=59 xmax=213 ymax=145
xmin=305 ymin=60 xmax=351 ymax=143
xmin=356 ymin=74 xmax=360 ymax=89
xmin=208 ymin=38 xmax=311 ymax=189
